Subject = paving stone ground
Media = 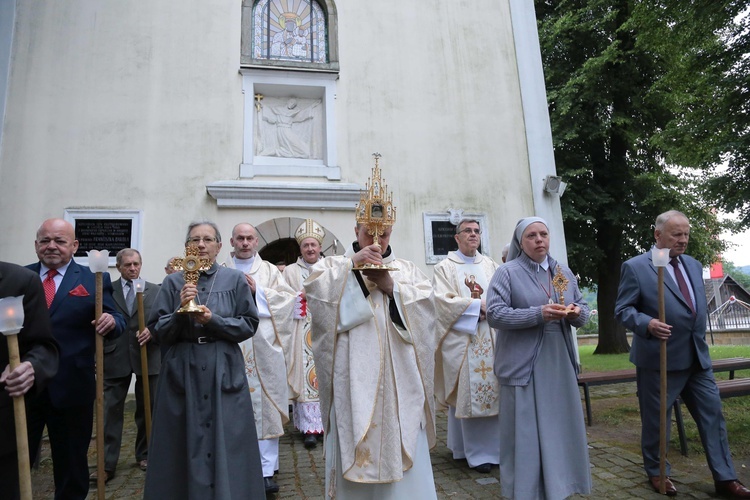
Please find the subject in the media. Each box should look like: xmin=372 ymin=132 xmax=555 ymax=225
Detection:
xmin=28 ymin=389 xmax=749 ymax=499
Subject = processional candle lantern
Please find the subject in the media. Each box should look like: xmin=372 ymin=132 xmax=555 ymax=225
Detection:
xmin=86 ymin=249 xmax=109 ymax=500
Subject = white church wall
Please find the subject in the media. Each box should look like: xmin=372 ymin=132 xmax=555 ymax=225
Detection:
xmin=0 ymin=0 xmax=561 ymax=280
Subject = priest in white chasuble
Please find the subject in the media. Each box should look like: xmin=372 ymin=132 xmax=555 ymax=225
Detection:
xmin=433 ymin=219 xmax=501 ymax=474
xmin=304 ymin=222 xmax=438 ymax=498
xmin=224 ymin=222 xmax=296 ymax=494
xmin=282 ymin=218 xmax=327 ymax=449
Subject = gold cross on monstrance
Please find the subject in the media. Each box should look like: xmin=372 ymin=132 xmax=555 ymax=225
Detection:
xmin=551 ymin=265 xmax=570 ymax=305
xmin=172 ymin=246 xmax=212 ymax=314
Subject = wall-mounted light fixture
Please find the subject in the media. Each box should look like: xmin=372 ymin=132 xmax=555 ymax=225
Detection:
xmin=543 ymin=175 xmax=567 ymax=197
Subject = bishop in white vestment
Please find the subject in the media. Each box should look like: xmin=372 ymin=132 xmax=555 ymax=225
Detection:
xmin=224 ymin=223 xmax=295 ymax=494
xmin=433 ymin=219 xmax=501 ymax=473
xmin=304 ymin=224 xmax=437 ymax=499
xmin=282 ymin=219 xmax=327 ymax=449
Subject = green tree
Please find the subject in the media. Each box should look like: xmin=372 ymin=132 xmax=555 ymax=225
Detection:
xmin=723 ymin=260 xmax=750 ymax=290
xmin=535 ymin=0 xmax=735 ymax=353
xmin=645 ymin=5 xmax=750 ymax=229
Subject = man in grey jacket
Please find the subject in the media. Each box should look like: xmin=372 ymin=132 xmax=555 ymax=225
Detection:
xmin=92 ymin=249 xmax=160 ymax=483
xmin=616 ymin=210 xmax=750 ymax=498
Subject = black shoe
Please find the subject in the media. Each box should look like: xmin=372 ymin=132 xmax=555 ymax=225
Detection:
xmin=264 ymin=476 xmax=279 ymax=494
xmin=304 ymin=434 xmax=318 ymax=449
xmin=472 ymin=463 xmax=492 ymax=474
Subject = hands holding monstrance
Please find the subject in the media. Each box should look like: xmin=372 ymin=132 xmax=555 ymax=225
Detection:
xmin=550 ymin=266 xmax=582 ymax=320
xmin=352 ymin=152 xmax=398 ymax=272
xmin=171 ymin=245 xmax=212 ymax=317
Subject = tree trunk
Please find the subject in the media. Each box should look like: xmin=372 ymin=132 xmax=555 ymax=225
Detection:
xmin=594 ymin=276 xmax=630 ymax=354
xmin=593 ymin=194 xmax=630 ymax=354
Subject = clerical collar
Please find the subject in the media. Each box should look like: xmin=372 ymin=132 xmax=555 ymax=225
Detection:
xmin=455 ymin=249 xmax=477 ymax=263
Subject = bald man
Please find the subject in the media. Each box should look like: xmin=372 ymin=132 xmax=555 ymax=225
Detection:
xmin=225 ymin=223 xmax=295 ymax=494
xmin=26 ymin=218 xmax=125 ymax=500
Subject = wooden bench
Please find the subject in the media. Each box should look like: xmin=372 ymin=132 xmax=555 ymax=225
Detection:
xmin=674 ymin=376 xmax=750 ymax=456
xmin=578 ymin=357 xmax=750 ymax=427
xmin=578 ymin=368 xmax=636 ymax=426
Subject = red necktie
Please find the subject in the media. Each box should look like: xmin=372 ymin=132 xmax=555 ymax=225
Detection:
xmin=670 ymin=257 xmax=695 ymax=315
xmin=43 ymin=269 xmax=58 ymax=308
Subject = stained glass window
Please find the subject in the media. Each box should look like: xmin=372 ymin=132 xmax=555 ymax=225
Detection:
xmin=252 ymin=0 xmax=327 ymax=64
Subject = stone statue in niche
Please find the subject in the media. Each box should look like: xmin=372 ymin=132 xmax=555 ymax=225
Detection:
xmin=255 ymin=96 xmax=323 ymax=159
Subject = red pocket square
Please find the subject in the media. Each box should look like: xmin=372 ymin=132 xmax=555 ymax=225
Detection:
xmin=68 ymin=285 xmax=90 ymax=297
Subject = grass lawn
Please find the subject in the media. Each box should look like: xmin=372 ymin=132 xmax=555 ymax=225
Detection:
xmin=579 ymin=344 xmax=750 ymax=457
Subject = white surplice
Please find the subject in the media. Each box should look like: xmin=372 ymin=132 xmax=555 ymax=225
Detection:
xmin=225 ymin=255 xmax=295 ymax=440
xmin=433 ymin=250 xmax=501 ymax=467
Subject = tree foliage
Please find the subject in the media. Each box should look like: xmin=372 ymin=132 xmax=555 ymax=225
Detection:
xmin=535 ymin=0 xmax=741 ymax=353
xmin=644 ymin=5 xmax=750 ymax=228
xmin=723 ymin=260 xmax=750 ymax=290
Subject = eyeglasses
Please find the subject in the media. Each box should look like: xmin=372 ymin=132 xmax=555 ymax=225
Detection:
xmin=187 ymin=237 xmax=217 ymax=244
xmin=459 ymin=228 xmax=481 ymax=235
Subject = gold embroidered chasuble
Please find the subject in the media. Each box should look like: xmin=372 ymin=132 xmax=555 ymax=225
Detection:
xmin=225 ymin=255 xmax=296 ymax=439
xmin=304 ymin=246 xmax=437 ymax=484
xmin=282 ymin=257 xmax=320 ymax=403
xmin=434 ymin=251 xmax=500 ymax=418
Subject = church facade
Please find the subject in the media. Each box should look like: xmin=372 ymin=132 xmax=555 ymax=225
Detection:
xmin=0 ymin=0 xmax=567 ymax=278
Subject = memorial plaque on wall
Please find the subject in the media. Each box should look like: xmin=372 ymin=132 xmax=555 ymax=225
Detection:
xmin=74 ymin=219 xmax=133 ymax=257
xmin=431 ymin=220 xmax=458 ymax=256
xmin=424 ymin=211 xmax=489 ymax=264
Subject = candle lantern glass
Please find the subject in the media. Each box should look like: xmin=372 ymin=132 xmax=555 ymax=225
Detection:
xmin=0 ymin=295 xmax=25 ymax=335
xmin=652 ymin=248 xmax=670 ymax=268
xmin=87 ymin=250 xmax=110 ymax=272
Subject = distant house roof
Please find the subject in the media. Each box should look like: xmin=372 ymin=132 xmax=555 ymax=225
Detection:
xmin=705 ymin=274 xmax=750 ymax=311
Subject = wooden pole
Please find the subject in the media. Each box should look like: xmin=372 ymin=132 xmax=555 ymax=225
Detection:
xmin=136 ymin=292 xmax=152 ymax=445
xmin=7 ymin=334 xmax=32 ymax=500
xmin=95 ymin=273 xmax=105 ymax=500
xmin=658 ymin=267 xmax=667 ymax=494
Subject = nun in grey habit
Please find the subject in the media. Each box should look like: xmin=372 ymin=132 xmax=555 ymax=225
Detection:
xmin=486 ymin=217 xmax=592 ymax=499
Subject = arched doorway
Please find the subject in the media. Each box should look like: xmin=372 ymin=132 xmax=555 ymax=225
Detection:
xmin=255 ymin=217 xmax=344 ymax=267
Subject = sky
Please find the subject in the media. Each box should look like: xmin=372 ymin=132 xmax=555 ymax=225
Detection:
xmin=722 ymin=228 xmax=750 ymax=267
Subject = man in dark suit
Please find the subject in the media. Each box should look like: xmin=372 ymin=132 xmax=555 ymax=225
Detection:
xmin=616 ymin=210 xmax=750 ymax=498
xmin=0 ymin=261 xmax=59 ymax=500
xmin=26 ymin=218 xmax=125 ymax=500
xmin=92 ymin=248 xmax=160 ymax=483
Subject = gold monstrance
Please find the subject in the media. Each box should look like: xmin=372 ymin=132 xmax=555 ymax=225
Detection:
xmin=353 ymin=153 xmax=398 ymax=271
xmin=172 ymin=245 xmax=212 ymax=314
xmin=551 ymin=265 xmax=570 ymax=308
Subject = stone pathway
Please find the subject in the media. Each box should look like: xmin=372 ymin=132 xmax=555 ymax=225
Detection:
xmin=29 ymin=393 xmax=743 ymax=499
